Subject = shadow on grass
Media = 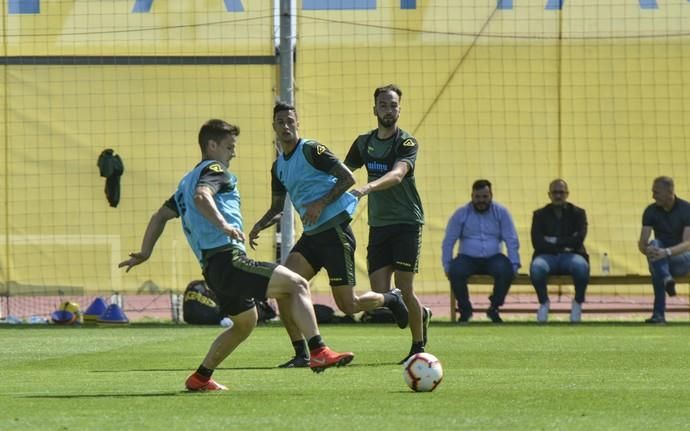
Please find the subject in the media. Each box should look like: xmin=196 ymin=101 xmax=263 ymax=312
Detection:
xmin=90 ymin=365 xmax=277 ymax=372
xmin=89 ymin=361 xmax=397 ymax=374
xmin=22 ymin=391 xmax=187 ymax=399
xmin=437 ymin=320 xmax=690 ymax=327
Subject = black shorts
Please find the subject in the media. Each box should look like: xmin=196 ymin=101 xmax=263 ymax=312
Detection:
xmin=202 ymin=248 xmax=277 ymax=316
xmin=367 ymin=223 xmax=422 ymax=274
xmin=291 ymin=222 xmax=356 ymax=287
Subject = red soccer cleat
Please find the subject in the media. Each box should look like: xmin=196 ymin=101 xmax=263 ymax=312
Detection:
xmin=309 ymin=347 xmax=354 ymax=373
xmin=185 ymin=373 xmax=228 ymax=392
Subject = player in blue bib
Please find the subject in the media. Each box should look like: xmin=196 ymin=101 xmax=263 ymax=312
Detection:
xmin=119 ymin=119 xmax=354 ymax=390
xmin=249 ymin=102 xmax=409 ymax=368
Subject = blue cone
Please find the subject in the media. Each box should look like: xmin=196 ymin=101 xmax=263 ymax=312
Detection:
xmin=51 ymin=310 xmax=76 ymax=325
xmin=97 ymin=303 xmax=129 ymax=325
xmin=84 ymin=297 xmax=108 ymax=322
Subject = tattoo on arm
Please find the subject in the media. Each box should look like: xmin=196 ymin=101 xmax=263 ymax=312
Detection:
xmin=255 ymin=194 xmax=286 ymax=231
xmin=320 ymin=163 xmax=355 ymax=206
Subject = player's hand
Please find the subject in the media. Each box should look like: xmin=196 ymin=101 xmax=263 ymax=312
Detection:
xmin=118 ymin=252 xmax=150 ymax=272
xmin=302 ymin=200 xmax=325 ymax=226
xmin=350 ymin=188 xmax=366 ymax=199
xmin=249 ymin=225 xmax=261 ymax=250
xmin=223 ymin=225 xmax=246 ymax=243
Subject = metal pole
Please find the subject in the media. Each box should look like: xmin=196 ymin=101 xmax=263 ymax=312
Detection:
xmin=277 ymin=0 xmax=295 ymax=263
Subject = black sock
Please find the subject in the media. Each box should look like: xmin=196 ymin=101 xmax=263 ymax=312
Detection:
xmin=382 ymin=291 xmax=396 ymax=307
xmin=307 ymin=335 xmax=326 ymax=352
xmin=292 ymin=339 xmax=308 ymax=358
xmin=196 ymin=365 xmax=214 ymax=378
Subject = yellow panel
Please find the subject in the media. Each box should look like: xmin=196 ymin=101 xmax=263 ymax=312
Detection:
xmin=5 ymin=0 xmax=273 ymax=56
xmin=5 ymin=65 xmax=276 ymax=292
xmin=296 ymin=1 xmax=690 ymax=293
xmin=3 ymin=0 xmax=690 ymax=297
xmin=0 ymin=66 xmax=7 ymax=286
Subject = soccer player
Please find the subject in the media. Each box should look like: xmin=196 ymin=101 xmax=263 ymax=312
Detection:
xmin=344 ymin=84 xmax=431 ymax=364
xmin=119 ymin=119 xmax=354 ymax=390
xmin=249 ymin=102 xmax=409 ymax=368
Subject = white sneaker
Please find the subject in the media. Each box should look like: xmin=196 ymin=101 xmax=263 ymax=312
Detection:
xmin=570 ymin=300 xmax=582 ymax=323
xmin=537 ymin=301 xmax=550 ymax=323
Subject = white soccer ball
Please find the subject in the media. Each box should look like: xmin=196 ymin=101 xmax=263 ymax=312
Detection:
xmin=219 ymin=317 xmax=233 ymax=328
xmin=402 ymin=352 xmax=443 ymax=392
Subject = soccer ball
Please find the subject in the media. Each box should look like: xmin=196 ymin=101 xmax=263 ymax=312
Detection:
xmin=403 ymin=352 xmax=443 ymax=392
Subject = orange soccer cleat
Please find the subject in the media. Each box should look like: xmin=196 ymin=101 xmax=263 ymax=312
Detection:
xmin=185 ymin=373 xmax=228 ymax=392
xmin=309 ymin=347 xmax=354 ymax=373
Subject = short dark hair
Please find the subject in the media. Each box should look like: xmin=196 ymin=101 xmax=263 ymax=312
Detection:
xmin=374 ymin=84 xmax=402 ymax=103
xmin=273 ymin=101 xmax=296 ymax=119
xmin=198 ymin=119 xmax=239 ymax=151
xmin=549 ymin=178 xmax=568 ymax=191
xmin=653 ymin=176 xmax=674 ymax=190
xmin=472 ymin=179 xmax=492 ymax=192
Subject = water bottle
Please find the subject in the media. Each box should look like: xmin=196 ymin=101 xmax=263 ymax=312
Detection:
xmin=601 ymin=253 xmax=611 ymax=275
xmin=170 ymin=292 xmax=183 ymax=323
xmin=110 ymin=292 xmax=123 ymax=308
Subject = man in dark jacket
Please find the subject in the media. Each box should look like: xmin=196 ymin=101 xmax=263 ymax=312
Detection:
xmin=530 ymin=179 xmax=589 ymax=323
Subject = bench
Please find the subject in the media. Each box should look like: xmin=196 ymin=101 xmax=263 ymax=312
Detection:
xmin=448 ymin=274 xmax=690 ymax=321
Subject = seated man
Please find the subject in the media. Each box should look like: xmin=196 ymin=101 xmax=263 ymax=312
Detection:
xmin=530 ymin=179 xmax=589 ymax=323
xmin=638 ymin=176 xmax=690 ymax=324
xmin=441 ymin=179 xmax=521 ymax=323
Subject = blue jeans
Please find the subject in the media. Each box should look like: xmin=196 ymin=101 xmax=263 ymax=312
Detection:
xmin=647 ymin=240 xmax=690 ymax=317
xmin=448 ymin=254 xmax=514 ymax=313
xmin=530 ymin=253 xmax=590 ymax=305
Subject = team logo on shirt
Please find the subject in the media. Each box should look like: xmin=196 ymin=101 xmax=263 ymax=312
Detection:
xmin=402 ymin=138 xmax=416 ymax=147
xmin=367 ymin=146 xmax=374 ymax=154
xmin=208 ymin=163 xmax=224 ymax=173
xmin=316 ymin=144 xmax=327 ymax=155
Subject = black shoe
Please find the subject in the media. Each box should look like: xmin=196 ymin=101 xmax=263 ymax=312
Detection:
xmin=486 ymin=307 xmax=503 ymax=323
xmin=277 ymin=355 xmax=310 ymax=368
xmin=644 ymin=315 xmax=666 ymax=324
xmin=457 ymin=310 xmax=473 ymax=324
xmin=664 ymin=279 xmax=677 ymax=297
xmin=397 ymin=343 xmax=425 ymax=365
xmin=422 ymin=307 xmax=432 ymax=346
xmin=387 ymin=288 xmax=409 ymax=329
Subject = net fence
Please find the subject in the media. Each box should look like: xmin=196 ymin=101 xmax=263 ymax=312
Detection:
xmin=1 ymin=1 xmax=689 ymax=320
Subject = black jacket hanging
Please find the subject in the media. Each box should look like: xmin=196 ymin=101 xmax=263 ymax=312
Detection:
xmin=97 ymin=149 xmax=124 ymax=208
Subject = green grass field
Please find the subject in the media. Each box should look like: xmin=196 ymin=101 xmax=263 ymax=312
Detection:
xmin=1 ymin=322 xmax=689 ymax=431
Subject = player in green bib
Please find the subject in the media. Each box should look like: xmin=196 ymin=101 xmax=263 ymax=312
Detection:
xmin=345 ymin=84 xmax=431 ymax=364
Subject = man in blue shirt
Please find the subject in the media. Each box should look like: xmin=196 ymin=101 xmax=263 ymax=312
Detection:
xmin=119 ymin=119 xmax=354 ymax=391
xmin=638 ymin=176 xmax=690 ymax=324
xmin=441 ymin=179 xmax=521 ymax=323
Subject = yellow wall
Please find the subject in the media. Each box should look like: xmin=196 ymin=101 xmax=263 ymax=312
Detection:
xmin=1 ymin=1 xmax=689 ymax=295
xmin=2 ymin=65 xmax=277 ymax=293
xmin=4 ymin=1 xmax=274 ymax=56
xmin=296 ymin=1 xmax=690 ymax=293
